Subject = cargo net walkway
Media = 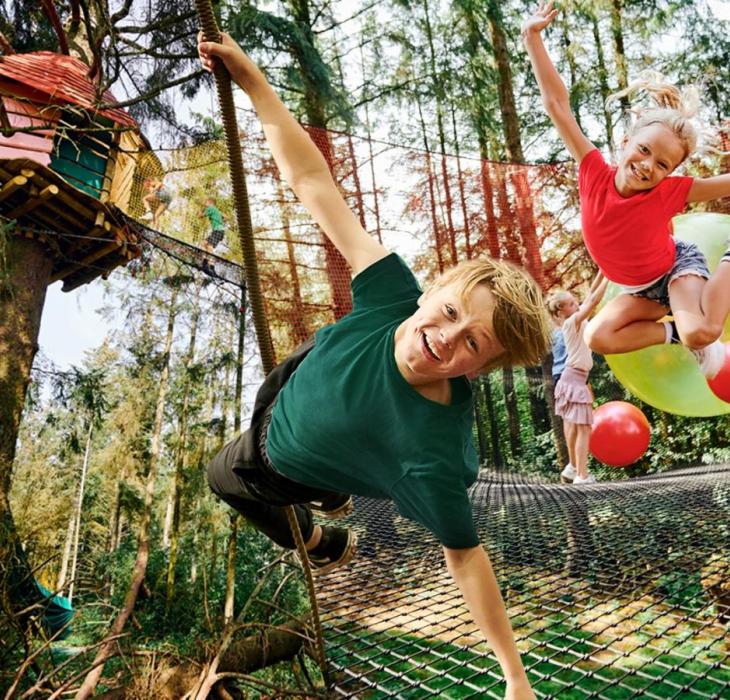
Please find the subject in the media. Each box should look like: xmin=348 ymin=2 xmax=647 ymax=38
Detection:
xmin=316 ymin=465 xmax=729 ymax=699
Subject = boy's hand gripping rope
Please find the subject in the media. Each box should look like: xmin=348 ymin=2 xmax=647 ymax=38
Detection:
xmin=193 ymin=0 xmax=330 ymax=688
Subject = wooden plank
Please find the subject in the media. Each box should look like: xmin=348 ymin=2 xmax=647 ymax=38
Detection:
xmin=6 ymin=183 xmax=58 ymax=219
xmin=0 ymin=174 xmax=27 ymax=203
xmin=21 ymin=167 xmax=96 ymax=220
xmin=61 ymin=251 xmax=130 ymax=292
xmin=49 ymin=239 xmax=120 ymax=283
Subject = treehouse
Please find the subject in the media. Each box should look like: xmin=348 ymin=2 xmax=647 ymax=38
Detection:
xmin=0 ymin=51 xmax=155 ymax=290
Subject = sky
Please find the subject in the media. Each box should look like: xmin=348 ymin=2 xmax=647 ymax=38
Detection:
xmin=37 ymin=0 xmax=730 ymax=371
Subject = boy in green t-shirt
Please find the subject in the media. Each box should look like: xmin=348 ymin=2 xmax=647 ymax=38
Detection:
xmin=200 ymin=35 xmax=550 ymax=700
xmin=200 ymin=197 xmax=227 ymax=252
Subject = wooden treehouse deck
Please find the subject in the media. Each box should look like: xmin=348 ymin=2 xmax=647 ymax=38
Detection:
xmin=0 ymin=157 xmax=141 ymax=291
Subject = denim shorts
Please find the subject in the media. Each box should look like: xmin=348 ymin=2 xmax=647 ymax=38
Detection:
xmin=626 ymin=239 xmax=710 ymax=308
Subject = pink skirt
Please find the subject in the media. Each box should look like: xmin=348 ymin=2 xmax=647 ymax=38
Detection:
xmin=554 ymin=367 xmax=594 ymax=425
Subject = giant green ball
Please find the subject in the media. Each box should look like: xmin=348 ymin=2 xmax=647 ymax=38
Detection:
xmin=602 ymin=212 xmax=730 ymax=417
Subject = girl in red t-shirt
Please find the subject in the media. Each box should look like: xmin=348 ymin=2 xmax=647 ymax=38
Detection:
xmin=523 ymin=1 xmax=730 ymax=380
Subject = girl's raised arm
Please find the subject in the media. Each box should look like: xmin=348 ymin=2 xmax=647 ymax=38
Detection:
xmin=575 ymin=272 xmax=609 ymax=324
xmin=522 ymin=2 xmax=595 ymax=163
xmin=687 ymin=173 xmax=730 ymax=203
xmin=198 ymin=34 xmax=388 ymax=276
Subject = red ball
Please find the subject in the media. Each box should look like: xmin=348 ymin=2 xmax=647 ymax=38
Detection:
xmin=589 ymin=401 xmax=651 ymax=467
xmin=707 ymin=342 xmax=730 ymax=404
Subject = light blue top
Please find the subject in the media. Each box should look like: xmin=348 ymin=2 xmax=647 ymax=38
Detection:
xmin=551 ymin=327 xmax=567 ymax=378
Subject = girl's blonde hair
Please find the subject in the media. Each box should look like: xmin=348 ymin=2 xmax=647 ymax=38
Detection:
xmin=607 ymin=71 xmax=700 ymax=163
xmin=426 ymin=257 xmax=552 ymax=372
xmin=546 ymin=290 xmax=573 ymax=318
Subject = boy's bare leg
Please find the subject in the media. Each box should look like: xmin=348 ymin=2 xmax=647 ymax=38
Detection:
xmin=585 ymin=295 xmax=667 ymax=354
xmin=305 ymin=525 xmax=322 ymax=551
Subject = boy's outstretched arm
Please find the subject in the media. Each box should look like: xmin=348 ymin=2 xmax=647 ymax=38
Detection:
xmin=522 ymin=2 xmax=594 ymax=163
xmin=443 ymin=546 xmax=536 ymax=700
xmin=198 ymin=34 xmax=388 ymax=276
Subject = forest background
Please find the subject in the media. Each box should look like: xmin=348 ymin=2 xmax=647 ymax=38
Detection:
xmin=2 ymin=0 xmax=730 ymax=697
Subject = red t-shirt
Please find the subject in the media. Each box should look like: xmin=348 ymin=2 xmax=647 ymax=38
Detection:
xmin=578 ymin=149 xmax=693 ymax=285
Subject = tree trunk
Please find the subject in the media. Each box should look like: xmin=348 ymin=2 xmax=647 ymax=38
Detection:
xmin=560 ymin=10 xmax=582 ymax=131
xmin=479 ymin=374 xmax=503 ymax=468
xmin=590 ymin=13 xmax=615 ymax=155
xmin=473 ymin=393 xmax=489 ymax=464
xmin=73 ymin=290 xmax=178 ymax=700
xmin=451 ymin=105 xmax=472 ymax=259
xmin=165 ymin=289 xmax=201 ymax=615
xmin=487 ymin=3 xmax=523 ymax=163
xmin=67 ymin=422 xmax=93 ymax=604
xmin=359 ymin=63 xmax=384 ymax=245
xmin=288 ymin=0 xmax=352 ymax=320
xmin=224 ymin=513 xmax=238 ymax=624
xmin=524 ymin=365 xmax=550 ymax=435
xmin=95 ymin=622 xmax=305 ymax=700
xmin=0 ymin=234 xmax=53 ymax=627
xmin=57 ymin=509 xmax=75 ymax=592
xmin=416 ymin=95 xmax=445 ymax=273
xmin=420 ymin=0 xmax=457 ymax=265
xmin=478 ymin=143 xmax=500 ymax=259
xmin=223 ymin=285 xmax=247 ymax=620
xmin=609 ymin=0 xmax=630 ymax=125
xmin=501 ymin=368 xmax=521 ymax=461
xmin=543 ymin=356 xmax=569 ymax=468
xmin=0 ymin=235 xmax=52 ymax=498
xmin=276 ymin=176 xmax=309 ymax=345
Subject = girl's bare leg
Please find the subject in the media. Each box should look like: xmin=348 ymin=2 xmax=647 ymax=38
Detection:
xmin=564 ymin=421 xmax=577 ymax=469
xmin=702 ymin=259 xmax=730 ymax=334
xmin=574 ymin=424 xmax=592 ymax=479
xmin=153 ymin=203 xmax=168 ymax=228
xmin=670 ymin=273 xmax=726 ymax=348
xmin=585 ymin=294 xmax=668 ymax=355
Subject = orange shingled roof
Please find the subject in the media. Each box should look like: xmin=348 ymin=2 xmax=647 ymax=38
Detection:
xmin=0 ymin=51 xmax=138 ymax=128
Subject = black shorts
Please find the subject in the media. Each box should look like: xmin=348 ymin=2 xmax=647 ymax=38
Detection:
xmin=206 ymin=229 xmax=225 ymax=248
xmin=206 ymin=336 xmax=340 ymax=507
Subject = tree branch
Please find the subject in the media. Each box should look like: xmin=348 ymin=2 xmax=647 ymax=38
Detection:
xmin=96 ymin=69 xmax=207 ymax=110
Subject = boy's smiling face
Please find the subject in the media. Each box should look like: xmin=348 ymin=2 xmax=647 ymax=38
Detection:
xmin=395 ymin=281 xmax=505 ymax=385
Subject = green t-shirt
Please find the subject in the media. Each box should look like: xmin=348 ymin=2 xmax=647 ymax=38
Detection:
xmin=204 ymin=205 xmax=224 ymax=230
xmin=267 ymin=253 xmax=479 ymax=548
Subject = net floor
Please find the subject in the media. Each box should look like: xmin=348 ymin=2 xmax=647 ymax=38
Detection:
xmin=315 ymin=465 xmax=730 ymax=699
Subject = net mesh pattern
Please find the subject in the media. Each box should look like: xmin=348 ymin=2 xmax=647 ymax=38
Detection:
xmin=316 ymin=465 xmax=730 ymax=699
xmin=118 ymin=112 xmax=584 ymax=362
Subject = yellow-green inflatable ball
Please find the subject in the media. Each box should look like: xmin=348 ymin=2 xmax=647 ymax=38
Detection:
xmin=602 ymin=212 xmax=730 ymax=417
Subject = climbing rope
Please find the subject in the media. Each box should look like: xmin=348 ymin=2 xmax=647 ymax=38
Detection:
xmin=193 ymin=0 xmax=329 ymax=687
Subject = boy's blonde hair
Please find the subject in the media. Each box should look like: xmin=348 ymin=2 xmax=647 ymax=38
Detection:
xmin=427 ymin=257 xmax=551 ymax=372
xmin=546 ymin=290 xmax=573 ymax=318
xmin=608 ymin=71 xmax=700 ymax=163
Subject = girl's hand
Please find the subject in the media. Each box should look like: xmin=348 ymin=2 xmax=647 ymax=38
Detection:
xmin=522 ymin=1 xmax=558 ymax=37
